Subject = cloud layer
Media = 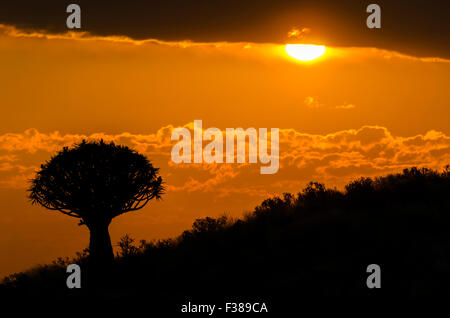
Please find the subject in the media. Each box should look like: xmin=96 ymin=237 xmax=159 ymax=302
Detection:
xmin=1 ymin=124 xmax=449 ymax=193
xmin=0 ymin=0 xmax=450 ymax=58
xmin=0 ymin=0 xmax=449 ymax=59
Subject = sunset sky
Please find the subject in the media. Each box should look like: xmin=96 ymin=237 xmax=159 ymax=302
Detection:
xmin=0 ymin=1 xmax=449 ymax=277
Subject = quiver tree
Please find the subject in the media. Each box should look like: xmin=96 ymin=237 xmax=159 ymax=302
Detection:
xmin=28 ymin=140 xmax=164 ymax=267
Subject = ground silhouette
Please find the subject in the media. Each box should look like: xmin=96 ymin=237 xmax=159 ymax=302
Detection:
xmin=2 ymin=166 xmax=450 ymax=307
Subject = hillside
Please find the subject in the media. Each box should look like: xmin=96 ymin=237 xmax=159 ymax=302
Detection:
xmin=1 ymin=166 xmax=450 ymax=308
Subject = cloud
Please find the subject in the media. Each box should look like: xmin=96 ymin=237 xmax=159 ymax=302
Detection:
xmin=1 ymin=24 xmax=449 ymax=65
xmin=335 ymin=103 xmax=356 ymax=110
xmin=0 ymin=124 xmax=449 ymax=195
xmin=304 ymin=99 xmax=356 ymax=111
xmin=304 ymin=96 xmax=323 ymax=108
xmin=330 ymin=47 xmax=450 ymax=64
xmin=0 ymin=23 xmax=247 ymax=49
xmin=287 ymin=27 xmax=311 ymax=40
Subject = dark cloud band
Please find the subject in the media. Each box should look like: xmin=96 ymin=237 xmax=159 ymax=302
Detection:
xmin=0 ymin=0 xmax=449 ymax=58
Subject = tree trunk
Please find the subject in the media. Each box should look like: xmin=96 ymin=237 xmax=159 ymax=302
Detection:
xmin=88 ymin=221 xmax=114 ymax=267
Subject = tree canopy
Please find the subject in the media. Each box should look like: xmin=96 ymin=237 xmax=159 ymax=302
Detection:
xmin=28 ymin=140 xmax=164 ymax=226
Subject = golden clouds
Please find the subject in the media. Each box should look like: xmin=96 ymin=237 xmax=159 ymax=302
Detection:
xmin=304 ymin=97 xmax=356 ymax=110
xmin=286 ymin=27 xmax=312 ymax=41
xmin=335 ymin=103 xmax=356 ymax=110
xmin=304 ymin=96 xmax=322 ymax=108
xmin=0 ymin=124 xmax=449 ymax=192
xmin=0 ymin=23 xmax=254 ymax=49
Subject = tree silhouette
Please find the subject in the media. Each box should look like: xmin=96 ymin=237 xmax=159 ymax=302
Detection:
xmin=28 ymin=140 xmax=164 ymax=268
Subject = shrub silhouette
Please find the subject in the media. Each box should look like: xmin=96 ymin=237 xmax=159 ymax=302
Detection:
xmin=28 ymin=140 xmax=164 ymax=269
xmin=117 ymin=234 xmax=141 ymax=258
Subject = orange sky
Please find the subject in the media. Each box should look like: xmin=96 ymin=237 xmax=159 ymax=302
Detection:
xmin=0 ymin=25 xmax=449 ymax=277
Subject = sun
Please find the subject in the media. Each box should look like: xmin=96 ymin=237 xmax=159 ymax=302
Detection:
xmin=285 ymin=44 xmax=326 ymax=62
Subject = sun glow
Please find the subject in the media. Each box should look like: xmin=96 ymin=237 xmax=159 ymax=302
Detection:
xmin=285 ymin=44 xmax=326 ymax=61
